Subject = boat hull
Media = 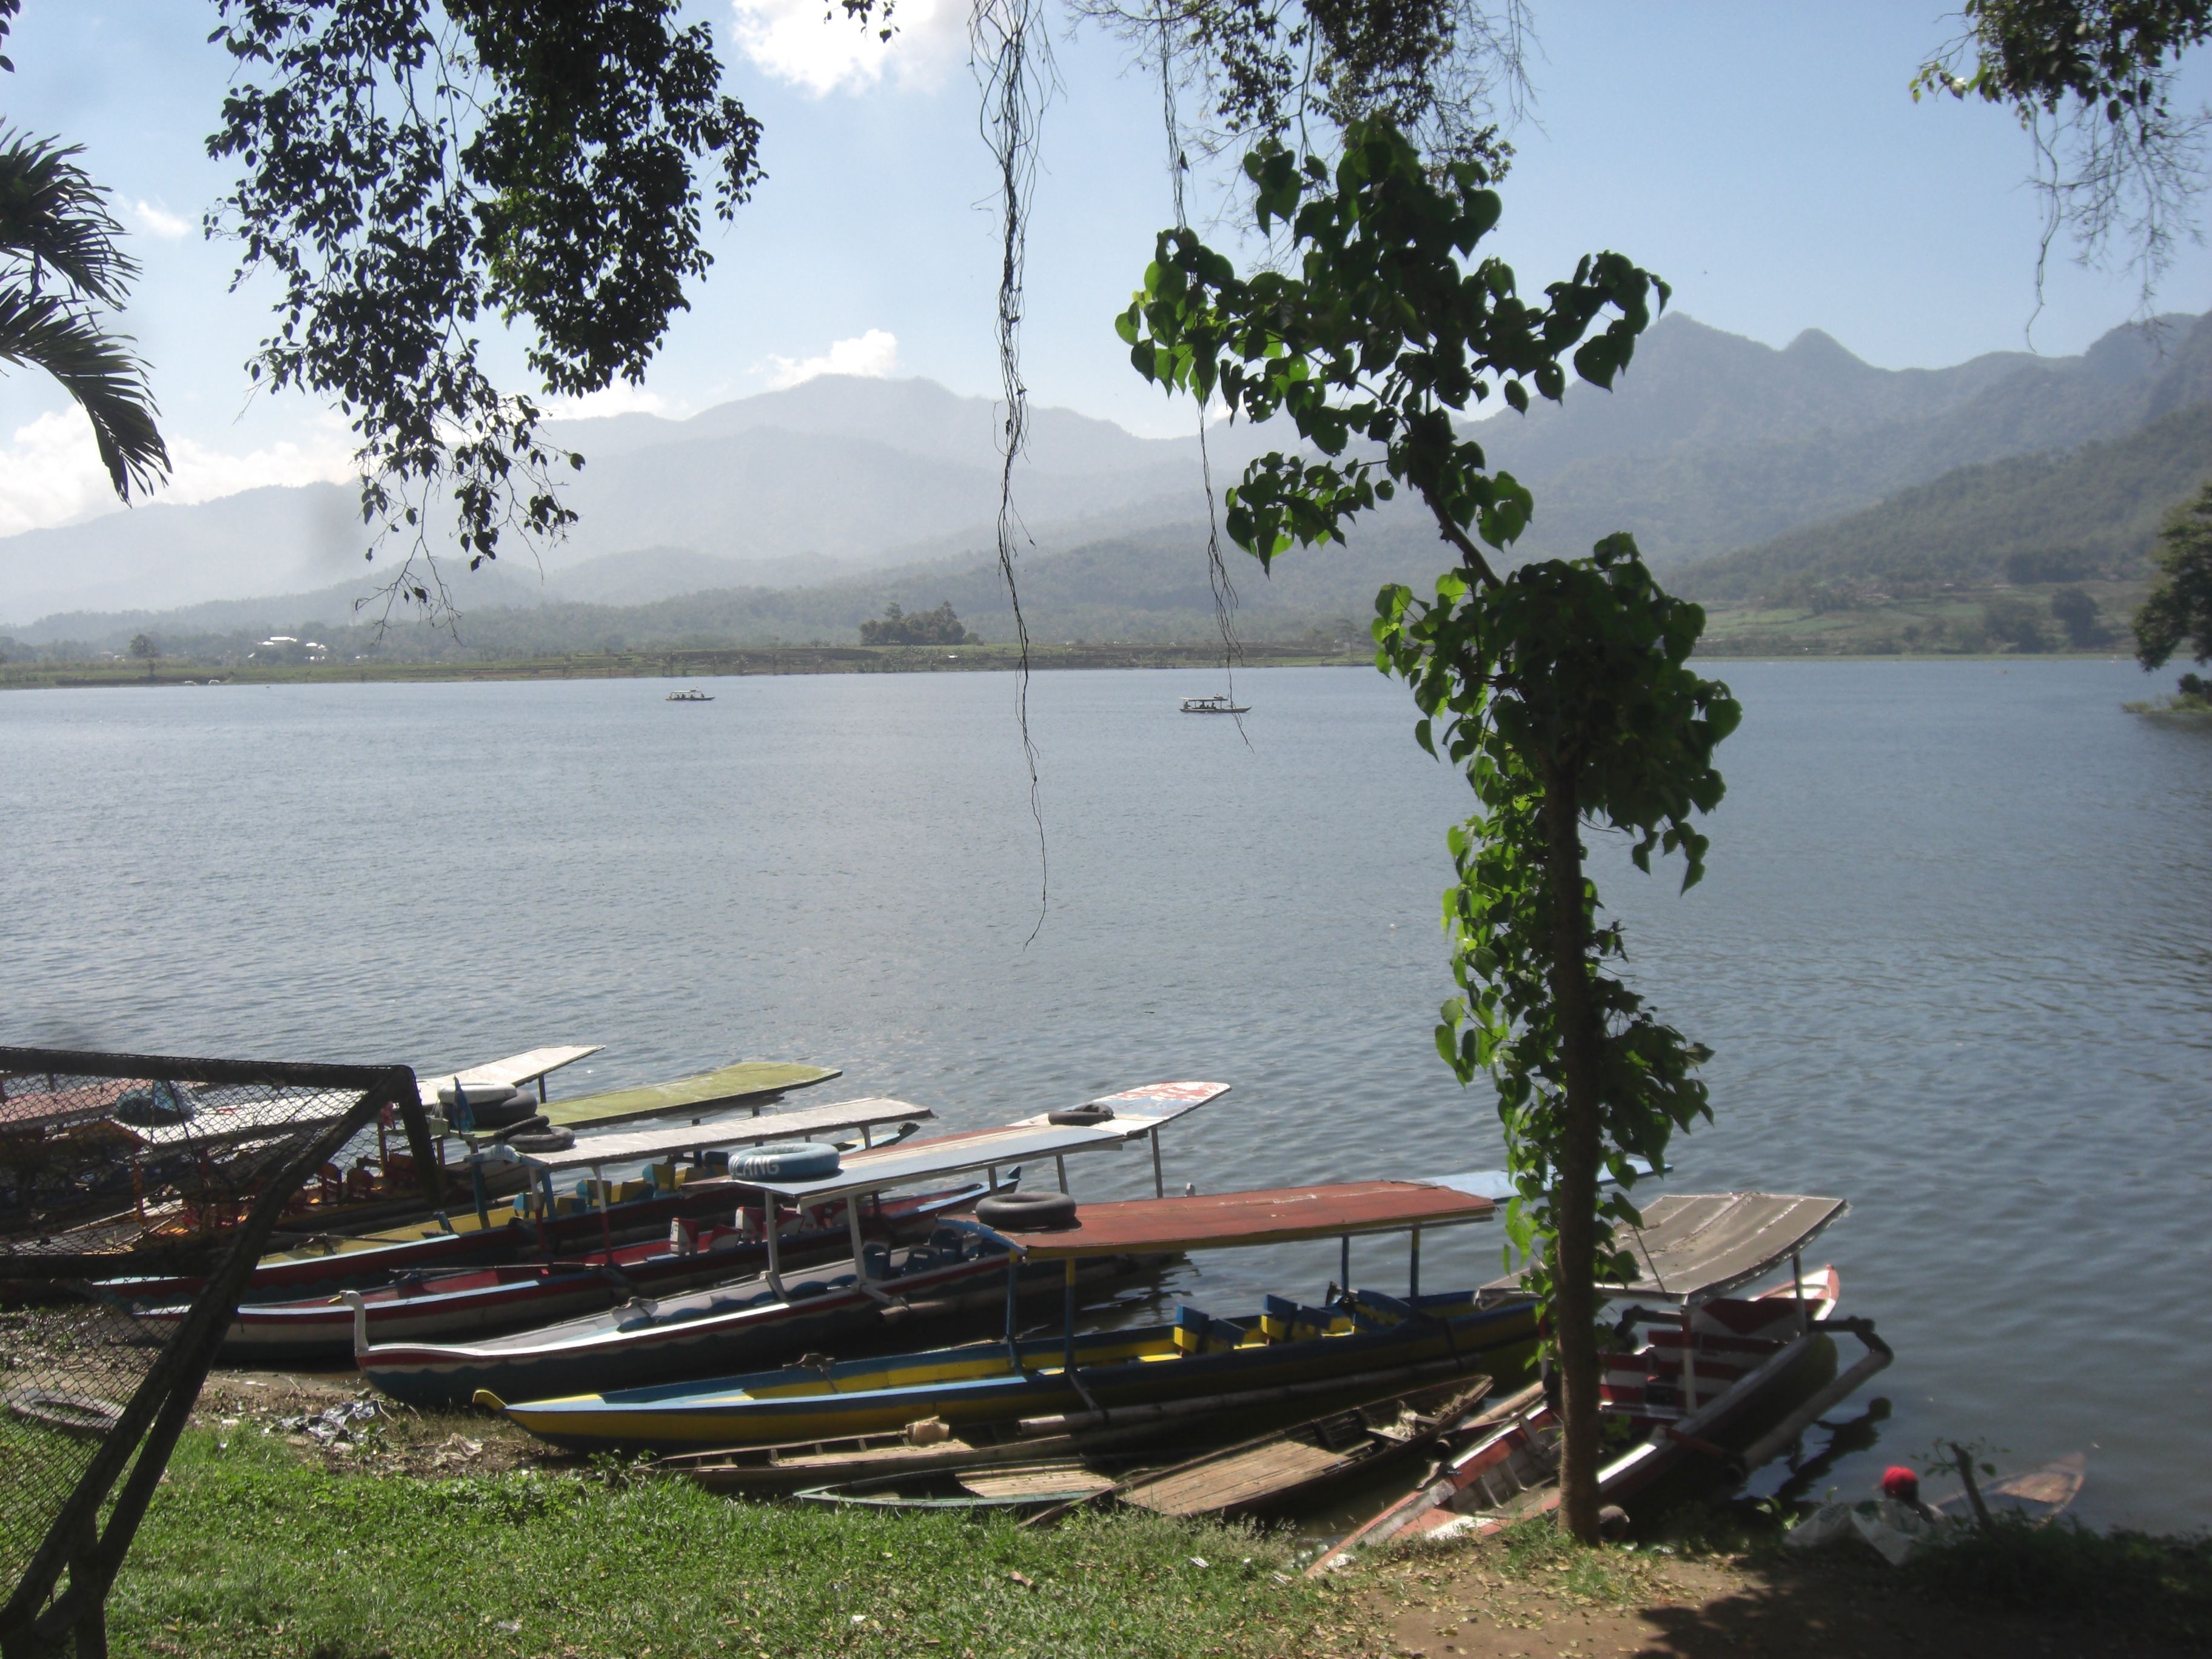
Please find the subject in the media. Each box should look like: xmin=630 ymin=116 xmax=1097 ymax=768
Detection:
xmin=495 ymin=1291 xmax=1542 ymax=1453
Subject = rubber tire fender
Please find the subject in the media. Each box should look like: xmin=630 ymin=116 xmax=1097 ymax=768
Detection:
xmin=974 ymin=1190 xmax=1078 ymax=1232
xmin=732 ymin=1141 xmax=842 ymax=1181
xmin=1047 ymin=1103 xmax=1115 ymax=1126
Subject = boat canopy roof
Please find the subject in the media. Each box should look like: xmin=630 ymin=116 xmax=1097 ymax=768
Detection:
xmin=538 ymin=1060 xmax=843 ymax=1129
xmin=1484 ymin=1191 xmax=1847 ymax=1305
xmin=1009 ymin=1080 xmax=1229 ymax=1136
xmin=511 ymin=1098 xmax=935 ymax=1173
xmin=745 ymin=1120 xmax=1132 ymax=1201
xmin=990 ymin=1179 xmax=1497 ymax=1259
xmin=415 ymin=1046 xmax=602 ymax=1107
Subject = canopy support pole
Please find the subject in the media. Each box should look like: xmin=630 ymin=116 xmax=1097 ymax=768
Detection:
xmin=592 ymin=1162 xmax=613 ymax=1256
xmin=765 ymin=1198 xmax=786 ymax=1301
xmin=1340 ymin=1235 xmax=1350 ymax=1297
xmin=1409 ymin=1226 xmax=1421 ymax=1300
xmin=537 ymin=1075 xmax=548 ymax=1105
xmin=1792 ymin=1248 xmax=1808 ymax=1334
xmin=1680 ymin=1304 xmax=1698 ymax=1410
xmin=1149 ymin=1130 xmax=1164 ymax=1199
xmin=1004 ymin=1253 xmax=1021 ymax=1367
xmin=470 ymin=1160 xmax=489 ymax=1228
xmin=1062 ymin=1258 xmax=1077 ymax=1376
xmin=538 ymin=1171 xmax=556 ymax=1261
xmin=1054 ymin=1154 xmax=1068 ymax=1193
xmin=846 ymin=1195 xmax=868 ymax=1282
xmin=988 ymin=1164 xmax=999 ymax=1193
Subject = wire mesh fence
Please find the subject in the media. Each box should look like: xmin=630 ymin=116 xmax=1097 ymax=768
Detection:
xmin=0 ymin=1050 xmax=424 ymax=1659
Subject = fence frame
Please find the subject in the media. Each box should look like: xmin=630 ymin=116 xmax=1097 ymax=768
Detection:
xmin=0 ymin=1049 xmax=434 ymax=1659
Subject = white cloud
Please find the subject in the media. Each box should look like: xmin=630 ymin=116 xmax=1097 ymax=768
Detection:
xmin=728 ymin=0 xmax=964 ymax=95
xmin=0 ymin=409 xmax=356 ymax=538
xmin=127 ymin=200 xmax=191 ymax=240
xmin=760 ymin=329 xmax=899 ymax=390
xmin=541 ymin=383 xmax=674 ymax=421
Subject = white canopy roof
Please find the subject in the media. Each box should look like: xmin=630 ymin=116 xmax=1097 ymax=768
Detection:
xmin=415 ymin=1046 xmax=602 ymax=1107
xmin=511 ymin=1097 xmax=932 ymax=1173
xmin=743 ymin=1120 xmax=1132 ymax=1201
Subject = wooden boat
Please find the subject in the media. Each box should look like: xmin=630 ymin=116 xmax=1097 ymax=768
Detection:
xmin=1934 ymin=1453 xmax=2087 ymax=1526
xmin=666 ymin=687 xmax=714 ymax=702
xmin=1313 ymin=1193 xmax=1895 ymax=1570
xmin=98 ymin=1095 xmax=934 ymax=1304
xmin=1179 ymin=694 xmax=1250 ymax=714
xmin=1103 ymin=1380 xmax=1495 ymax=1521
xmin=357 ymin=1091 xmax=1235 ymax=1406
xmin=658 ymin=1365 xmax=1492 ymax=1496
xmin=798 ymin=1462 xmax=1124 ymax=1512
xmin=485 ymin=1178 xmax=1540 ymax=1453
xmin=132 ymin=1183 xmax=982 ymax=1364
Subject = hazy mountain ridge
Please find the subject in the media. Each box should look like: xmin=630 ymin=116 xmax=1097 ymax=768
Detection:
xmin=1674 ymin=400 xmax=2212 ymax=600
xmin=1480 ymin=311 xmax=2212 ymax=565
xmin=9 ymin=308 xmax=2212 ymax=635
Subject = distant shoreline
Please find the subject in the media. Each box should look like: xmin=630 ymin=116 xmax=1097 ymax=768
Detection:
xmin=0 ymin=637 xmax=2142 ymax=691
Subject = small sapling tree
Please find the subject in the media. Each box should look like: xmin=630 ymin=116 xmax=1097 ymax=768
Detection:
xmin=1119 ymin=119 xmax=1738 ymax=1540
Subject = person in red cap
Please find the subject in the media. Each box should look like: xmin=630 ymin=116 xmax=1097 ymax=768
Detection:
xmin=1881 ymin=1465 xmax=1936 ymax=1520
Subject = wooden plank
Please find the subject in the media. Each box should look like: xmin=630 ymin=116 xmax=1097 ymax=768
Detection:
xmin=540 ymin=1062 xmax=842 ymax=1128
xmin=1122 ymin=1440 xmax=1345 ymax=1516
xmin=961 ymin=1466 xmax=1116 ymax=1500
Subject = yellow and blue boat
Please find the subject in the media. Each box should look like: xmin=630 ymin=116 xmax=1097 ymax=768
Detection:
xmin=486 ymin=1178 xmax=1541 ymax=1453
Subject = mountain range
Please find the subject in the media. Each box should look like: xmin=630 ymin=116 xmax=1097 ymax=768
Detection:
xmin=8 ymin=307 xmax=2212 ymax=648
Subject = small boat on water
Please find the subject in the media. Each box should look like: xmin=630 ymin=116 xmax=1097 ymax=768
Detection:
xmin=666 ymin=687 xmax=714 ymax=702
xmin=1179 ymin=694 xmax=1249 ymax=714
xmin=1313 ymin=1192 xmax=1893 ymax=1569
xmin=1934 ymin=1453 xmax=2088 ymax=1526
xmin=484 ymin=1176 xmax=1537 ymax=1453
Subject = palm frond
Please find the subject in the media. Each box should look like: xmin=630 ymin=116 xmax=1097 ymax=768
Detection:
xmin=0 ymin=284 xmax=169 ymax=500
xmin=0 ymin=129 xmax=139 ymax=306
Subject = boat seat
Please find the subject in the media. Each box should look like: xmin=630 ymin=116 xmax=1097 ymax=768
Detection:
xmin=1260 ymin=1295 xmax=1341 ymax=1342
xmin=1172 ymin=1307 xmax=1246 ymax=1356
xmin=1346 ymin=1289 xmax=1429 ymax=1329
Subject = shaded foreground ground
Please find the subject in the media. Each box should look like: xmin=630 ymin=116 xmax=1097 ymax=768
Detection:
xmin=19 ymin=1372 xmax=2190 ymax=1656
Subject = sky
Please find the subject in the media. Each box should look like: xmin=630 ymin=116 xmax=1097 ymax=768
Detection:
xmin=1 ymin=1 xmax=2208 ymax=538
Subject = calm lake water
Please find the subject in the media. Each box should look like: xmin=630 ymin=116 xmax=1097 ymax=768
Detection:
xmin=5 ymin=659 xmax=2208 ymax=1530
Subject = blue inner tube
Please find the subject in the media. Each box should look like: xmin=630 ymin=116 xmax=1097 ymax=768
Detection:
xmin=732 ymin=1141 xmax=842 ymax=1180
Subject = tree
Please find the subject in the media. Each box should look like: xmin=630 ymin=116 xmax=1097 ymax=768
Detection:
xmin=1121 ymin=119 xmax=1735 ymax=1541
xmin=206 ymin=0 xmax=763 ymax=611
xmin=128 ymin=632 xmax=159 ymax=676
xmin=2049 ymin=583 xmax=2105 ymax=646
xmin=1915 ymin=1 xmax=2212 ymax=312
xmin=2136 ymin=479 xmax=2212 ymax=686
xmin=0 ymin=7 xmax=170 ymax=503
xmin=859 ymin=602 xmax=976 ymax=646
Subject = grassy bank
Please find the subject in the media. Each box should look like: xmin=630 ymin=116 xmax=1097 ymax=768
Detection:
xmin=85 ymin=1428 xmax=1367 ymax=1659
xmin=1691 ymin=577 xmax=2150 ymax=659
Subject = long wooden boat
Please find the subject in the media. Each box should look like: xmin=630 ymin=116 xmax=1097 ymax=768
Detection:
xmin=485 ymin=1179 xmax=1540 ymax=1453
xmin=1313 ymin=1193 xmax=1895 ymax=1570
xmin=96 ymin=1096 xmax=936 ymax=1304
xmin=354 ymin=1091 xmax=1236 ymax=1405
xmin=657 ymin=1361 xmax=1496 ymax=1496
xmin=132 ymin=1183 xmax=981 ymax=1364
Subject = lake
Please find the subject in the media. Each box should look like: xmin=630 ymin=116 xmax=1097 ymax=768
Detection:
xmin=4 ymin=658 xmax=2207 ymax=1529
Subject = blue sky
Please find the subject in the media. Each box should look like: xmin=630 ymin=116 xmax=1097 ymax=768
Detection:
xmin=0 ymin=1 xmax=2207 ymax=536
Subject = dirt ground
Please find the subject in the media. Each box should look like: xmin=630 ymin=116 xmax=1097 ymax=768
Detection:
xmin=189 ymin=1367 xmax=566 ymax=1477
xmin=1357 ymin=1536 xmax=2194 ymax=1659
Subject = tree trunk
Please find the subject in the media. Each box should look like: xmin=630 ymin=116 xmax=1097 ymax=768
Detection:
xmin=1539 ymin=754 xmax=1606 ymax=1544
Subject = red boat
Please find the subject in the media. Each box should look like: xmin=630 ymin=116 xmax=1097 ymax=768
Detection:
xmin=1314 ymin=1192 xmax=1894 ymax=1569
xmin=132 ymin=1184 xmax=984 ymax=1364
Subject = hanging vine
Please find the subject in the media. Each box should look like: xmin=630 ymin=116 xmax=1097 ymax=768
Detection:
xmin=971 ymin=0 xmax=1057 ymax=940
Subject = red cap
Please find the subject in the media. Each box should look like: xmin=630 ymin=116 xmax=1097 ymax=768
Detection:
xmin=1880 ymin=1466 xmax=1920 ymax=1499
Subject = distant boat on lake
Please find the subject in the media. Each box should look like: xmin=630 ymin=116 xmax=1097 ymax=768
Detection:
xmin=1179 ymin=694 xmax=1249 ymax=715
xmin=666 ymin=688 xmax=714 ymax=702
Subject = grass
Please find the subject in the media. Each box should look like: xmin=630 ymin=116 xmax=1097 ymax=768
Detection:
xmin=1900 ymin=1518 xmax=2212 ymax=1649
xmin=90 ymin=1428 xmax=1373 ymax=1659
